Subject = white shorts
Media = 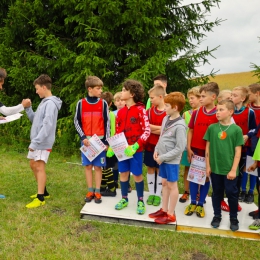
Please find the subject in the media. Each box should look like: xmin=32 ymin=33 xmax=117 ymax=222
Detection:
xmin=27 ymin=150 xmax=51 ymax=163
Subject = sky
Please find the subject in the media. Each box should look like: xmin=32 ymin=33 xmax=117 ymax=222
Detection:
xmin=181 ymin=0 xmax=260 ymax=75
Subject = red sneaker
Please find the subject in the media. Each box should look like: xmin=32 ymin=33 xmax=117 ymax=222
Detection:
xmin=148 ymin=208 xmax=167 ymax=219
xmin=237 ymin=203 xmax=242 ymax=212
xmin=154 ymin=214 xmax=176 ymax=224
xmin=221 ymin=200 xmax=230 ymax=212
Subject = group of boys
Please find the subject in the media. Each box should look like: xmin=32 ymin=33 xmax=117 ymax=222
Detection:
xmin=1 ymin=67 xmax=260 ymax=233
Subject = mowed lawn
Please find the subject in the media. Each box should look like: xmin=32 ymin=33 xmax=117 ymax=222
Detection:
xmin=208 ymin=71 xmax=259 ymax=90
xmin=0 ymin=147 xmax=259 ymax=260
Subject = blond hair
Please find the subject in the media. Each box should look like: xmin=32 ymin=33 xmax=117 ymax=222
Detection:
xmin=218 ymin=89 xmax=231 ymax=102
xmin=0 ymin=68 xmax=7 ymax=82
xmin=187 ymin=86 xmax=201 ymax=98
xmin=148 ymin=84 xmax=166 ymax=96
xmin=232 ymin=86 xmax=249 ymax=105
xmin=114 ymin=92 xmax=122 ymax=100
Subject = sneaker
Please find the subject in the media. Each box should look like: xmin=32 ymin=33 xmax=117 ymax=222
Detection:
xmin=211 ymin=216 xmax=222 ymax=228
xmin=115 ymin=198 xmax=128 ymax=210
xmin=253 ymin=211 xmax=259 ymax=220
xmin=154 ymin=214 xmax=176 ymax=224
xmin=238 ymin=203 xmax=242 ymax=212
xmin=196 ymin=205 xmax=205 ymax=218
xmin=149 ymin=208 xmax=168 ymax=219
xmin=179 ymin=192 xmax=189 ymax=203
xmin=26 ymin=198 xmax=45 ymax=208
xmin=249 ymin=219 xmax=260 ymax=230
xmin=146 ymin=195 xmax=155 ymax=205
xmin=137 ymin=201 xmax=145 ymax=215
xmin=100 ymin=189 xmax=117 ymax=197
xmin=153 ymin=195 xmax=161 ymax=206
xmin=230 ymin=218 xmax=239 ymax=231
xmin=128 ymin=185 xmax=132 ymax=193
xmin=245 ymin=193 xmax=254 ymax=204
xmin=249 ymin=209 xmax=259 ymax=218
xmin=30 ymin=194 xmax=50 ymax=199
xmin=184 ymin=204 xmax=197 ymax=216
xmin=238 ymin=191 xmax=246 ymax=202
xmin=85 ymin=192 xmax=95 ymax=202
xmin=94 ymin=192 xmax=102 ymax=204
xmin=221 ymin=200 xmax=230 ymax=212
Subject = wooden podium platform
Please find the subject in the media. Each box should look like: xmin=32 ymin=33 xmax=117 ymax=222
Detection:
xmin=80 ymin=190 xmax=260 ymax=240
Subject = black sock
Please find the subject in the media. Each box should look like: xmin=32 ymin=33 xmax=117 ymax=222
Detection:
xmin=106 ymin=168 xmax=116 ymax=191
xmin=37 ymin=194 xmax=45 ymax=201
xmin=44 ymin=187 xmax=49 ymax=196
xmin=101 ymin=168 xmax=109 ymax=190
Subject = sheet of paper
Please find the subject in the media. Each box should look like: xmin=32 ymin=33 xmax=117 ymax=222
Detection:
xmin=80 ymin=134 xmax=106 ymax=162
xmin=107 ymin=133 xmax=132 ymax=162
xmin=0 ymin=113 xmax=23 ymax=124
xmin=187 ymin=155 xmax=206 ymax=185
xmin=246 ymin=155 xmax=258 ymax=177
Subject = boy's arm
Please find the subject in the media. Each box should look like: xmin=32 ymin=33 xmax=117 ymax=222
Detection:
xmin=136 ymin=108 xmax=151 ymax=147
xmin=227 ymin=146 xmax=242 ymax=180
xmin=150 ymin=124 xmax=161 ymax=135
xmin=29 ymin=102 xmax=58 ymax=150
xmin=74 ymin=100 xmax=86 ymax=141
xmin=0 ymin=103 xmax=24 ymax=116
xmin=187 ymin=128 xmax=194 ymax=162
xmin=25 ymin=106 xmax=35 ymax=123
xmin=205 ymin=141 xmax=211 ymax=177
xmin=103 ymin=100 xmax=110 ymax=145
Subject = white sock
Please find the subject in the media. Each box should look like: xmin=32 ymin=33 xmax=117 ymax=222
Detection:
xmin=155 ymin=175 xmax=162 ymax=196
xmin=147 ymin=173 xmax=155 ymax=195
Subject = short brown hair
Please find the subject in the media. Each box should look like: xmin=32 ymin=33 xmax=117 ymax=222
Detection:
xmin=101 ymin=91 xmax=113 ymax=105
xmin=248 ymin=83 xmax=260 ymax=93
xmin=148 ymin=84 xmax=166 ymax=96
xmin=199 ymin=82 xmax=219 ymax=97
xmin=164 ymin=92 xmax=186 ymax=112
xmin=232 ymin=86 xmax=249 ymax=105
xmin=153 ymin=74 xmax=167 ymax=83
xmin=0 ymin=68 xmax=7 ymax=82
xmin=33 ymin=74 xmax=52 ymax=89
xmin=187 ymin=86 xmax=201 ymax=98
xmin=218 ymin=99 xmax=235 ymax=111
xmin=123 ymin=79 xmax=144 ymax=103
xmin=85 ymin=76 xmax=103 ymax=89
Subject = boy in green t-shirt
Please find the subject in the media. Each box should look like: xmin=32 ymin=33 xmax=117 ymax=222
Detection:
xmin=204 ymin=100 xmax=244 ymax=231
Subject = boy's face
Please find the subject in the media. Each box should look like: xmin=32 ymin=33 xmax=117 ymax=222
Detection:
xmin=216 ymin=104 xmax=233 ymax=121
xmin=88 ymin=86 xmax=102 ymax=97
xmin=165 ymin=103 xmax=177 ymax=116
xmin=114 ymin=98 xmax=125 ymax=110
xmin=231 ymin=90 xmax=245 ymax=105
xmin=149 ymin=92 xmax=163 ymax=107
xmin=35 ymin=84 xmax=46 ymax=98
xmin=188 ymin=94 xmax=200 ymax=109
xmin=0 ymin=79 xmax=4 ymax=90
xmin=121 ymin=87 xmax=133 ymax=101
xmin=248 ymin=90 xmax=258 ymax=103
xmin=199 ymin=91 xmax=216 ymax=107
xmin=154 ymin=80 xmax=167 ymax=89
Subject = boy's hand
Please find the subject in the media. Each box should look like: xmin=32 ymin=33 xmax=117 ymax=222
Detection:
xmin=154 ymin=157 xmax=162 ymax=165
xmin=124 ymin=142 xmax=139 ymax=156
xmin=243 ymin=135 xmax=248 ymax=144
xmin=0 ymin=116 xmax=5 ymax=120
xmin=247 ymin=161 xmax=257 ymax=172
xmin=227 ymin=170 xmax=236 ymax=180
xmin=153 ymin=151 xmax=158 ymax=160
xmin=83 ymin=138 xmax=90 ymax=147
xmin=106 ymin=147 xmax=114 ymax=158
xmin=187 ymin=148 xmax=194 ymax=163
xmin=22 ymin=98 xmax=31 ymax=108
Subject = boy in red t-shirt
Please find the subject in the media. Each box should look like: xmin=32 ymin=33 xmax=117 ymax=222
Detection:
xmin=107 ymin=79 xmax=151 ymax=215
xmin=185 ymin=82 xmax=219 ymax=218
xmin=144 ymin=84 xmax=166 ymax=206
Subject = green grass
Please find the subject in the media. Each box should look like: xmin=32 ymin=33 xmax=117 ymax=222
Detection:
xmin=0 ymin=147 xmax=259 ymax=260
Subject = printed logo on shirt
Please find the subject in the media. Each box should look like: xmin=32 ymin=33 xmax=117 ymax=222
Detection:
xmin=101 ymin=157 xmax=105 ymax=164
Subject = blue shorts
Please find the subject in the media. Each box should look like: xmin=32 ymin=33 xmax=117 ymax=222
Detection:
xmin=159 ymin=163 xmax=179 ymax=182
xmin=81 ymin=151 xmax=106 ymax=167
xmin=143 ymin=151 xmax=159 ymax=168
xmin=118 ymin=152 xmax=143 ymax=176
xmin=180 ymin=150 xmax=190 ymax=167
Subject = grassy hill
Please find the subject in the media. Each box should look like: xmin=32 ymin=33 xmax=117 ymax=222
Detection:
xmin=208 ymin=71 xmax=259 ymax=90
